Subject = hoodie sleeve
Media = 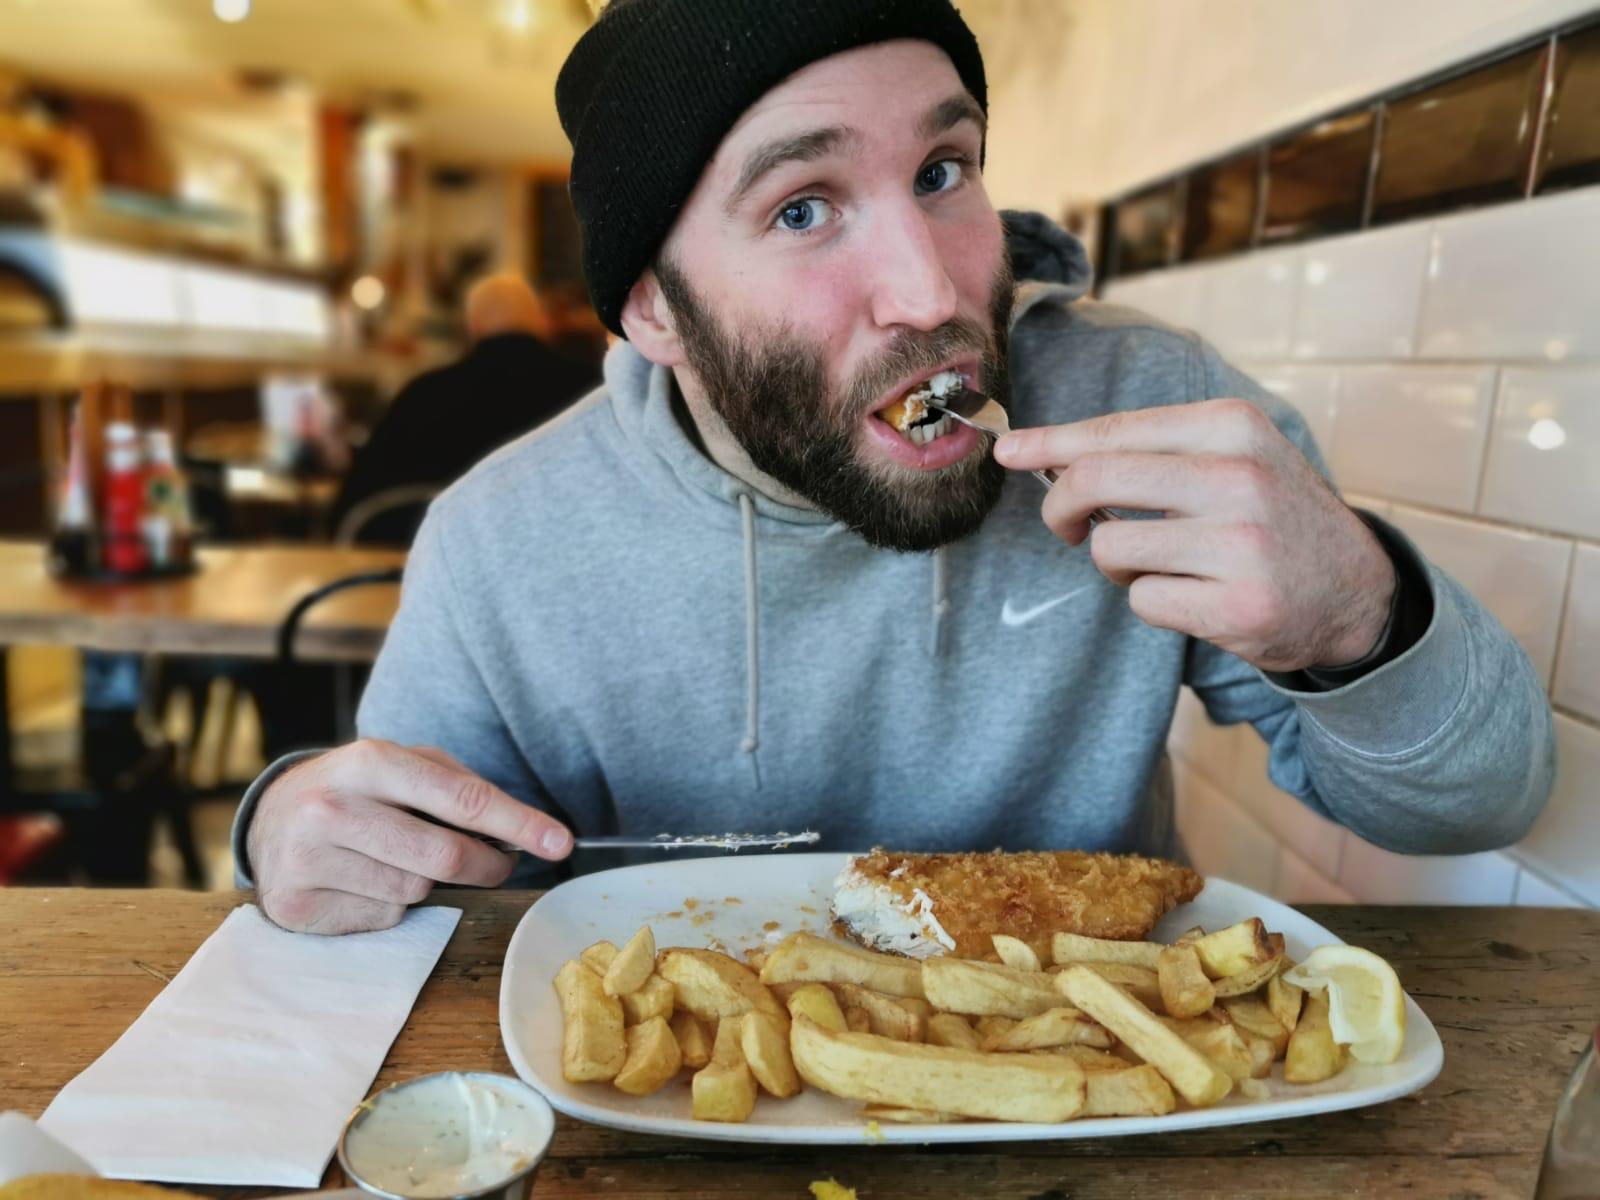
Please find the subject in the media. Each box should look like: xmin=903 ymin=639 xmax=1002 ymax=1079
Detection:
xmin=228 ymin=503 xmax=565 ymax=890
xmin=356 ymin=504 xmax=553 ymax=814
xmin=1182 ymin=341 xmax=1555 ymax=855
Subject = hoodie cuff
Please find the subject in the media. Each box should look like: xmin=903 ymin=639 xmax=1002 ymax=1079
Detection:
xmin=230 ymin=749 xmax=324 ymax=889
xmin=1257 ymin=522 xmax=1470 ymax=758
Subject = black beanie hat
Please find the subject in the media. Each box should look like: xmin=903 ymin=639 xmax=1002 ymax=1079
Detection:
xmin=556 ymin=0 xmax=988 ymax=335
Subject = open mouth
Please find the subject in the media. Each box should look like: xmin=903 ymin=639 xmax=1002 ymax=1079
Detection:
xmin=875 ymin=369 xmax=966 ymax=447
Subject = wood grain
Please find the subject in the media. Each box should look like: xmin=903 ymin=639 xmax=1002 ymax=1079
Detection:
xmin=0 ymin=540 xmax=402 ymax=661
xmin=1 ymin=889 xmax=1595 ymax=1199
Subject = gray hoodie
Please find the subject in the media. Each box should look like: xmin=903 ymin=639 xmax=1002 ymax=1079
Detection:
xmin=233 ymin=224 xmax=1554 ymax=887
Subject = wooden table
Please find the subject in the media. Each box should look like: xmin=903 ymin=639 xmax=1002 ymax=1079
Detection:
xmin=4 ymin=889 xmax=1596 ymax=1199
xmin=0 ymin=540 xmax=403 ymax=662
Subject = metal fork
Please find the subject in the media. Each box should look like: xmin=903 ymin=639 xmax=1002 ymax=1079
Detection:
xmin=927 ymin=387 xmax=1118 ymax=524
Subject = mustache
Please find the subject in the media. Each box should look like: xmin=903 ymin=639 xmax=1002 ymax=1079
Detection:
xmin=842 ymin=317 xmax=994 ymax=422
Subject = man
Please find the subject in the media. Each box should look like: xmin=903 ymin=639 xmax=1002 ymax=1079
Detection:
xmin=237 ymin=0 xmax=1553 ymax=935
xmin=329 ymin=272 xmax=599 ymax=544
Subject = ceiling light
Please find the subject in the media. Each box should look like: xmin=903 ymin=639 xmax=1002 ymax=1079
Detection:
xmin=350 ymin=275 xmax=386 ymax=311
xmin=502 ymin=0 xmax=535 ymax=33
xmin=213 ymin=0 xmax=251 ymax=23
xmin=1527 ymin=419 xmax=1567 ymax=452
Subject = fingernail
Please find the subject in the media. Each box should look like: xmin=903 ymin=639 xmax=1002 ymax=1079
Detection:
xmin=994 ymin=433 xmax=1017 ymax=458
xmin=540 ymin=827 xmax=572 ymax=857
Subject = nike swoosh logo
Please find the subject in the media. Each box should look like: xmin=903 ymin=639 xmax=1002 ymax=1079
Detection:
xmin=1001 ymin=584 xmax=1095 ymax=627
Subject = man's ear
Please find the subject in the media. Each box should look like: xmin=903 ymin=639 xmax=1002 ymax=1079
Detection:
xmin=620 ymin=269 xmax=686 ymax=367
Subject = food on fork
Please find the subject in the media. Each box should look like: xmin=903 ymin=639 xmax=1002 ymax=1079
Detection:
xmin=878 ymin=369 xmax=964 ymax=437
xmin=831 ymin=848 xmax=1204 ymax=960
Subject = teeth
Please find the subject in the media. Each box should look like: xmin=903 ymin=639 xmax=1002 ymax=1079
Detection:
xmin=906 ymin=414 xmax=952 ymax=446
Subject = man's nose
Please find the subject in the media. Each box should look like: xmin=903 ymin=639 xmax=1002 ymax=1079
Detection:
xmin=867 ymin=208 xmax=959 ymax=333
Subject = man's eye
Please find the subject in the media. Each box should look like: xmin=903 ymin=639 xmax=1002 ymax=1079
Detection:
xmin=776 ymin=198 xmax=834 ymax=232
xmin=916 ymin=159 xmax=965 ymax=195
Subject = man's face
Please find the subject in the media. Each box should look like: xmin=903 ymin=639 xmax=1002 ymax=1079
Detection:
xmin=648 ymin=40 xmax=1011 ymax=552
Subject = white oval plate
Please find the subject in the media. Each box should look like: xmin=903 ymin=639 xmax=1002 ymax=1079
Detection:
xmin=498 ymin=853 xmax=1443 ymax=1144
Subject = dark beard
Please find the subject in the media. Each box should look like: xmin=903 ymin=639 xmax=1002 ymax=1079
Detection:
xmin=655 ymin=257 xmax=1013 ymax=553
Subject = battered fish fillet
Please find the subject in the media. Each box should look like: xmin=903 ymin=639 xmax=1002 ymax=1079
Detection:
xmin=832 ymin=848 xmax=1204 ymax=961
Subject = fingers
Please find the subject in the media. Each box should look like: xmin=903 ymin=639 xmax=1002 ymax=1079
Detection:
xmin=331 ymin=799 xmax=516 ymax=888
xmin=318 ymin=845 xmax=438 ymax=906
xmin=1040 ymin=453 xmax=1243 ymax=542
xmin=995 ymin=398 xmax=1277 ymax=472
xmin=261 ymin=887 xmax=407 ymax=936
xmin=328 ymin=741 xmax=573 ymax=861
xmin=1088 ymin=518 xmax=1260 ymax=587
xmin=1126 ymin=574 xmax=1224 ymax=639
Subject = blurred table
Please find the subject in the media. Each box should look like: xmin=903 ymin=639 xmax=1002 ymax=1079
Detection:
xmin=0 ymin=540 xmax=403 ymax=662
xmin=2 ymin=889 xmax=1596 ymax=1199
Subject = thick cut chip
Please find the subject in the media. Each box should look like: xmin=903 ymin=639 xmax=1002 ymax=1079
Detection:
xmin=658 ymin=948 xmax=787 ymax=1026
xmin=992 ymin=934 xmax=1042 ymax=972
xmin=619 ymin=973 xmax=675 ymax=1026
xmin=760 ymin=932 xmax=926 ymax=998
xmin=1053 ymin=933 xmax=1165 ymax=969
xmin=1158 ymin=943 xmax=1216 ymax=1018
xmin=555 ymin=959 xmax=626 ymax=1083
xmin=604 ymin=925 xmax=656 ymax=997
xmin=1057 ymin=965 xmax=1233 ymax=1107
xmin=1192 ymin=919 xmax=1274 ymax=978
xmin=790 ymin=1016 xmax=1086 ymax=1122
xmin=742 ymin=1010 xmax=802 ymax=1097
xmin=926 ymin=1012 xmax=983 ymax=1051
xmin=1285 ymin=988 xmax=1347 ymax=1084
xmin=786 ymin=982 xmax=848 ymax=1034
xmin=1267 ymin=971 xmax=1305 ymax=1034
xmin=669 ymin=1009 xmax=712 ymax=1070
xmin=579 ymin=941 xmax=619 ymax=975
xmin=692 ymin=1018 xmax=757 ymax=1121
xmin=983 ymin=1006 xmax=1112 ymax=1052
xmin=923 ymin=958 xmax=1063 ymax=1019
xmin=613 ymin=1015 xmax=682 ymax=1096
xmin=1081 ymin=1063 xmax=1177 ymax=1117
xmin=832 ymin=983 xmax=931 ymax=1042
xmin=1079 ymin=962 xmax=1163 ymax=1010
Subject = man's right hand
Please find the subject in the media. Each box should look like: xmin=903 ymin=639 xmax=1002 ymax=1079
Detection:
xmin=247 ymin=739 xmax=573 ymax=935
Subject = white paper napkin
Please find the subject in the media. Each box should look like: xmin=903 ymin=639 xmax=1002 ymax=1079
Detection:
xmin=37 ymin=903 xmax=462 ymax=1188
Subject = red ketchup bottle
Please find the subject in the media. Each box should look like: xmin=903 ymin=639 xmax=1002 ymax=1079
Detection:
xmin=102 ymin=421 xmax=148 ymax=575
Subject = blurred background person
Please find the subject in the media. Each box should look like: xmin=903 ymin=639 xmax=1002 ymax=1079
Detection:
xmin=330 ymin=272 xmax=601 ymax=546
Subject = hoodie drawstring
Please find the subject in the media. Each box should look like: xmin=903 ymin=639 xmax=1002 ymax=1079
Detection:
xmin=736 ymin=491 xmax=762 ymax=788
xmin=930 ymin=546 xmax=951 ymax=658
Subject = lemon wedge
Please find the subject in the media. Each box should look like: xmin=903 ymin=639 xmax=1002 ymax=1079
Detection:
xmin=1283 ymin=945 xmax=1407 ymax=1065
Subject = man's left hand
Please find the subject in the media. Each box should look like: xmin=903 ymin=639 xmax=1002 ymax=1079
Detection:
xmin=994 ymin=398 xmax=1396 ymax=673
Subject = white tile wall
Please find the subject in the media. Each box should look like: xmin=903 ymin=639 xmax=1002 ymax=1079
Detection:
xmin=1479 ymin=367 xmax=1600 ymax=542
xmin=1192 ymin=247 xmax=1301 ymax=361
xmin=1167 ymin=687 xmax=1239 ymax=788
xmin=1249 ymin=364 xmax=1338 ymax=457
xmin=1331 ymin=365 xmax=1494 ymax=512
xmin=1277 ymin=845 xmax=1356 ymax=905
xmin=1513 ymin=867 xmax=1588 ymax=908
xmin=1135 ymin=182 xmax=1600 ymax=911
xmin=1337 ymin=835 xmax=1519 ymax=906
xmin=1553 ymin=544 xmax=1600 ymax=725
xmin=1173 ymin=764 xmax=1281 ymax=896
xmin=1101 ymin=266 xmax=1204 ymax=332
xmin=1229 ymin=733 xmax=1346 ymax=881
xmin=1418 ymin=189 xmax=1600 ymax=362
xmin=1342 ymin=492 xmax=1391 ymax=519
xmin=1512 ymin=714 xmax=1600 ymax=906
xmin=1387 ymin=506 xmax=1573 ymax=685
xmin=1295 ymin=224 xmax=1430 ymax=361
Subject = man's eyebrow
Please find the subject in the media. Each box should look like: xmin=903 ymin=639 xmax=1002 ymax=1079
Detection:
xmin=724 ymin=126 xmax=858 ymax=217
xmin=918 ymin=94 xmax=986 ymax=141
